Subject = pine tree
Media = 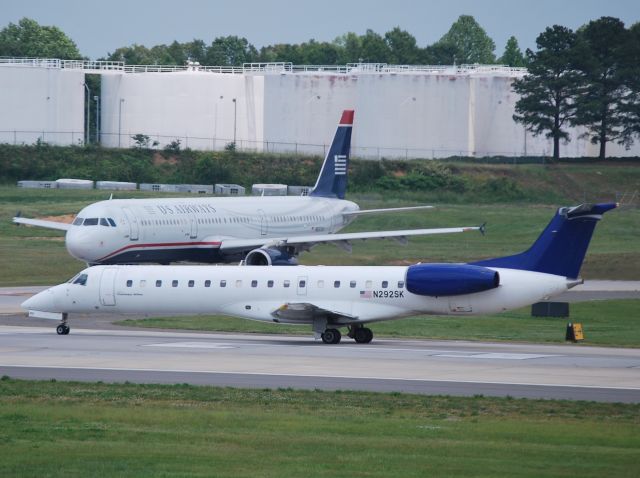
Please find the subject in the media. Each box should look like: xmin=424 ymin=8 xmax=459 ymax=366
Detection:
xmin=499 ymin=36 xmax=526 ymax=67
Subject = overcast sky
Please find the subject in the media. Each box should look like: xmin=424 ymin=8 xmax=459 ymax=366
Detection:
xmin=2 ymin=0 xmax=639 ymax=60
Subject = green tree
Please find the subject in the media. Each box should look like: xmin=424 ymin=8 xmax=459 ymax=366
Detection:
xmin=499 ymin=36 xmax=526 ymax=67
xmin=107 ymin=44 xmax=155 ymax=64
xmin=205 ymin=36 xmax=258 ymax=66
xmin=298 ymin=39 xmax=339 ymax=64
xmin=435 ymin=15 xmax=496 ymax=64
xmin=572 ymin=17 xmax=631 ymax=159
xmin=620 ymin=23 xmax=640 ymax=146
xmin=334 ymin=32 xmax=362 ymax=64
xmin=259 ymin=43 xmax=304 ymax=64
xmin=359 ymin=29 xmax=390 ymax=63
xmin=512 ymin=26 xmax=581 ymax=160
xmin=0 ymin=17 xmax=82 ymax=59
xmin=421 ymin=42 xmax=460 ymax=64
xmin=384 ymin=27 xmax=420 ymax=64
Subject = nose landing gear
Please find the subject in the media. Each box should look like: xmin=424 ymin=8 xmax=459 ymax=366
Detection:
xmin=56 ymin=313 xmax=70 ymax=335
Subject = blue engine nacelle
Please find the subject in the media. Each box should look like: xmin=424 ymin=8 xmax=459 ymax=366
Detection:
xmin=406 ymin=263 xmax=500 ymax=297
xmin=244 ymin=248 xmax=299 ymax=266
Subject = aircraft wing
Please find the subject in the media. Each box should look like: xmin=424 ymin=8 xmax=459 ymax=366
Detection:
xmin=218 ymin=225 xmax=483 ymax=253
xmin=271 ymin=302 xmax=358 ymax=323
xmin=13 ymin=216 xmax=71 ymax=232
xmin=343 ymin=205 xmax=434 ymax=216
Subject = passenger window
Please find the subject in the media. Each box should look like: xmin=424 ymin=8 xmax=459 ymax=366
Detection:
xmin=299 ymin=280 xmax=306 ymax=288
xmin=317 ymin=280 xmax=324 ymax=288
xmin=73 ymin=217 xmax=84 ymax=226
xmin=204 ymin=280 xmax=211 ymax=287
xmin=350 ymin=280 xmax=356 ymax=288
xmin=188 ymin=280 xmax=194 ymax=288
xmin=108 ymin=218 xmax=116 ymax=227
xmin=126 ymin=280 xmax=133 ymax=287
xmin=397 ymin=281 xmax=405 ymax=289
xmin=220 ymin=280 xmax=226 ymax=288
xmin=156 ymin=280 xmax=162 ymax=287
xmin=172 ymin=280 xmax=178 ymax=287
xmin=267 ymin=280 xmax=274 ymax=288
xmin=100 ymin=218 xmax=109 ymax=227
xmin=236 ymin=280 xmax=242 ymax=288
xmin=334 ymin=281 xmax=340 ymax=288
xmin=382 ymin=281 xmax=388 ymax=288
xmin=72 ymin=273 xmax=88 ymax=286
xmin=251 ymin=280 xmax=258 ymax=288
xmin=365 ymin=280 xmax=372 ymax=289
xmin=284 ymin=280 xmax=290 ymax=288
xmin=83 ymin=218 xmax=98 ymax=226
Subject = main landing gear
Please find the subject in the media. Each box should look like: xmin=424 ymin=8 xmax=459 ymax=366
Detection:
xmin=320 ymin=326 xmax=374 ymax=344
xmin=56 ymin=313 xmax=70 ymax=335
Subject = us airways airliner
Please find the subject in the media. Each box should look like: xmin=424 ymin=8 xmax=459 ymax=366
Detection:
xmin=23 ymin=203 xmax=616 ymax=343
xmin=13 ymin=110 xmax=479 ymax=265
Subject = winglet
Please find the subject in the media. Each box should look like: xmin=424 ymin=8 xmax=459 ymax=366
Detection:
xmin=339 ymin=110 xmax=354 ymax=125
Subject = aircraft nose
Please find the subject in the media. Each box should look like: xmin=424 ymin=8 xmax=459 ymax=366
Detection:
xmin=21 ymin=288 xmax=59 ymax=312
xmin=66 ymin=229 xmax=96 ymax=262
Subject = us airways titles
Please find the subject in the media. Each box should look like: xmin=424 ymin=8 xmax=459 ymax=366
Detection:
xmin=156 ymin=204 xmax=217 ymax=215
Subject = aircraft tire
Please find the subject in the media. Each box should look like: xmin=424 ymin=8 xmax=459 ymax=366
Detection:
xmin=56 ymin=325 xmax=66 ymax=335
xmin=321 ymin=328 xmax=341 ymax=344
xmin=63 ymin=325 xmax=70 ymax=335
xmin=354 ymin=327 xmax=373 ymax=344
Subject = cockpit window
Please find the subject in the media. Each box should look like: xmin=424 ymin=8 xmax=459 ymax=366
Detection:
xmin=72 ymin=273 xmax=88 ymax=286
xmin=73 ymin=217 xmax=84 ymax=226
xmin=83 ymin=218 xmax=99 ymax=226
xmin=107 ymin=218 xmax=116 ymax=227
xmin=100 ymin=218 xmax=109 ymax=227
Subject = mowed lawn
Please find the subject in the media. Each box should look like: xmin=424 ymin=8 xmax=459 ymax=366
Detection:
xmin=119 ymin=299 xmax=640 ymax=347
xmin=0 ymin=379 xmax=638 ymax=478
xmin=1 ymin=186 xmax=639 ymax=285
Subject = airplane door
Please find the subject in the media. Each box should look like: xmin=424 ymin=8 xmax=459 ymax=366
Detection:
xmin=190 ymin=216 xmax=198 ymax=239
xmin=99 ymin=267 xmax=117 ymax=306
xmin=122 ymin=208 xmax=139 ymax=241
xmin=258 ymin=209 xmax=268 ymax=236
xmin=296 ymin=276 xmax=308 ymax=296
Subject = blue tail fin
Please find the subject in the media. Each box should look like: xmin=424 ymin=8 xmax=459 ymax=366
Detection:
xmin=471 ymin=203 xmax=617 ymax=278
xmin=309 ymin=110 xmax=354 ymax=199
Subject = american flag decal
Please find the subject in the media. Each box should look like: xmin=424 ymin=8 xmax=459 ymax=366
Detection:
xmin=359 ymin=290 xmax=372 ymax=299
xmin=334 ymin=155 xmax=347 ymax=175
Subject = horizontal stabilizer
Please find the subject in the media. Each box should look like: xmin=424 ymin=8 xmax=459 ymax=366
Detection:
xmin=343 ymin=205 xmax=434 ymax=216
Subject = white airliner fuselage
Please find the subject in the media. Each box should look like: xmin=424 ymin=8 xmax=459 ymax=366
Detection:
xmin=65 ymin=195 xmax=359 ymax=264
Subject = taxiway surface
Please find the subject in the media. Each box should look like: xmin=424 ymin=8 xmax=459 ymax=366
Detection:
xmin=0 ymin=324 xmax=638 ymax=403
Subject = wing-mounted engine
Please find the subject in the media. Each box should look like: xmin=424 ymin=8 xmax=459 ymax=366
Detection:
xmin=406 ymin=263 xmax=500 ymax=297
xmin=244 ymin=247 xmax=299 ymax=266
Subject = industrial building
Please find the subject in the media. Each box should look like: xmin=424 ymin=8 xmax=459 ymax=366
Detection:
xmin=1 ymin=58 xmax=638 ymax=158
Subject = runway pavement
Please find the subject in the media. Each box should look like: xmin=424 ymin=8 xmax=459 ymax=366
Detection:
xmin=0 ymin=324 xmax=638 ymax=403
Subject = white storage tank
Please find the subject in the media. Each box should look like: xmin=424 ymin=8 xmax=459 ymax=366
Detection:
xmin=175 ymin=184 xmax=213 ymax=194
xmin=252 ymin=183 xmax=287 ymax=196
xmin=215 ymin=183 xmax=245 ymax=195
xmin=96 ymin=181 xmax=137 ymax=191
xmin=56 ymin=178 xmax=94 ymax=190
xmin=287 ymin=185 xmax=310 ymax=196
xmin=139 ymin=183 xmax=179 ymax=192
xmin=17 ymin=180 xmax=58 ymax=189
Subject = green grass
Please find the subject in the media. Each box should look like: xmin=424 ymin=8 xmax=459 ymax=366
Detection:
xmin=1 ymin=185 xmax=639 ymax=286
xmin=118 ymin=299 xmax=640 ymax=347
xmin=0 ymin=378 xmax=638 ymax=477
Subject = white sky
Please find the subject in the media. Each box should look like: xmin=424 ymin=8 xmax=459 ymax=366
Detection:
xmin=2 ymin=0 xmax=639 ymax=60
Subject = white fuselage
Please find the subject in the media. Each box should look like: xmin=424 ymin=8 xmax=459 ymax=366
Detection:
xmin=65 ymin=196 xmax=359 ymax=264
xmin=25 ymin=264 xmax=571 ymax=325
